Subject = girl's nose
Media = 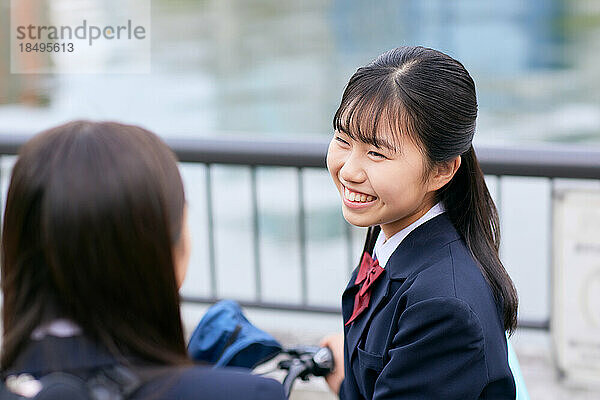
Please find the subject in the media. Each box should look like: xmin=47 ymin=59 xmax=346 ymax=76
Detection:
xmin=339 ymin=153 xmax=367 ymax=184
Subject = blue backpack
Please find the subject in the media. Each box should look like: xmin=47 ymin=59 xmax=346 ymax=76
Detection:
xmin=187 ymin=300 xmax=282 ymax=369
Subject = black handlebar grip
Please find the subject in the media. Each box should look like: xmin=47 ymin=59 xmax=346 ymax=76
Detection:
xmin=310 ymin=347 xmax=334 ymax=377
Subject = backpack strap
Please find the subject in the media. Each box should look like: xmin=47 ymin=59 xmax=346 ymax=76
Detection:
xmin=86 ymin=365 xmax=142 ymax=399
xmin=1 ymin=365 xmax=142 ymax=400
xmin=35 ymin=373 xmax=89 ymax=399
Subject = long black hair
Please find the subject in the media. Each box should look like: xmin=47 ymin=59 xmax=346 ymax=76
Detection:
xmin=1 ymin=121 xmax=190 ymax=369
xmin=333 ymin=46 xmax=518 ymax=333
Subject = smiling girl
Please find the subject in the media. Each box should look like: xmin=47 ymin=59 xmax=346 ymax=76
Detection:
xmin=322 ymin=47 xmax=518 ymax=399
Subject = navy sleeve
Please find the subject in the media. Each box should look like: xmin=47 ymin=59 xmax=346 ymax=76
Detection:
xmin=251 ymin=375 xmax=286 ymax=400
xmin=339 ymin=335 xmax=362 ymax=400
xmin=373 ymin=297 xmax=488 ymax=400
xmin=138 ymin=366 xmax=286 ymax=400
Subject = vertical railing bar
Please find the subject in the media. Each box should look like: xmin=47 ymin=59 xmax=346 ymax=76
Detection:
xmin=495 ymin=175 xmax=503 ymax=216
xmin=496 ymin=175 xmax=503 ymax=261
xmin=205 ymin=163 xmax=217 ymax=299
xmin=547 ymin=177 xmax=555 ymax=331
xmin=297 ymin=167 xmax=308 ymax=306
xmin=344 ymin=221 xmax=354 ymax=276
xmin=250 ymin=166 xmax=262 ymax=302
xmin=0 ymin=156 xmax=3 ymax=228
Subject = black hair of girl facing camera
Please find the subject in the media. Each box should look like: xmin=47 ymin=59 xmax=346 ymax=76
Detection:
xmin=331 ymin=46 xmax=518 ymax=333
xmin=1 ymin=121 xmax=190 ymax=370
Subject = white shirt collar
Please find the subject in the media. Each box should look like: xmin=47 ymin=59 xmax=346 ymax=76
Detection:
xmin=31 ymin=318 xmax=82 ymax=340
xmin=373 ymin=202 xmax=446 ymax=269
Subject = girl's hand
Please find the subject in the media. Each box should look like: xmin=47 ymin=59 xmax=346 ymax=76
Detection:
xmin=320 ymin=332 xmax=345 ymax=395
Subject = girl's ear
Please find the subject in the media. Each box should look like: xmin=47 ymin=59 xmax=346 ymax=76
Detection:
xmin=174 ymin=205 xmax=191 ymax=289
xmin=428 ymin=156 xmax=461 ymax=191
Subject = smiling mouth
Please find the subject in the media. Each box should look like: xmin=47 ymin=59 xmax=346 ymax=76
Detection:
xmin=343 ymin=186 xmax=377 ymax=203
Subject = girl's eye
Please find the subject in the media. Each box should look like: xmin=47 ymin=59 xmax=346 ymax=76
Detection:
xmin=368 ymin=151 xmax=387 ymax=159
xmin=335 ymin=136 xmax=350 ymax=146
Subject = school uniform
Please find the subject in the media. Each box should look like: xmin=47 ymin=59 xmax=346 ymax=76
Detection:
xmin=3 ymin=330 xmax=285 ymax=400
xmin=340 ymin=204 xmax=516 ymax=399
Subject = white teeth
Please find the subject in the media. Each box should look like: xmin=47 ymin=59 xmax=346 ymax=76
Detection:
xmin=343 ymin=186 xmax=376 ymax=203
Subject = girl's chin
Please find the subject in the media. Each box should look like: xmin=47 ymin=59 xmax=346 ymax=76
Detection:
xmin=342 ymin=209 xmax=377 ymax=228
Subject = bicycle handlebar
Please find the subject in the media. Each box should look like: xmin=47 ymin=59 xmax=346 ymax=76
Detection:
xmin=278 ymin=346 xmax=334 ymax=399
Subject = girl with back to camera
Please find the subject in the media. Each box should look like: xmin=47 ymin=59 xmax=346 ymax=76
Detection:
xmin=0 ymin=121 xmax=285 ymax=399
xmin=321 ymin=47 xmax=519 ymax=399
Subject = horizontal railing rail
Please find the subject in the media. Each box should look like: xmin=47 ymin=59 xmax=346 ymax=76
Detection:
xmin=1 ymin=135 xmax=600 ymax=178
xmin=1 ymin=133 xmax=599 ymax=333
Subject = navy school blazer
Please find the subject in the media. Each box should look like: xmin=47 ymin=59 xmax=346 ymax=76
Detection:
xmin=3 ymin=335 xmax=285 ymax=400
xmin=340 ymin=214 xmax=516 ymax=399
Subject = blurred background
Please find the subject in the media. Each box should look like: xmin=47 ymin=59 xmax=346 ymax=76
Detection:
xmin=2 ymin=0 xmax=600 ymax=143
xmin=1 ymin=0 xmax=600 ymax=399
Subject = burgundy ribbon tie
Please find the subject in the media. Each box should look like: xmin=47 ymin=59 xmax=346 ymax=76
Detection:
xmin=346 ymin=252 xmax=384 ymax=326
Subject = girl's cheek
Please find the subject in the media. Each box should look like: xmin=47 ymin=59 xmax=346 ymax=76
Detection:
xmin=326 ymin=146 xmax=342 ymax=177
xmin=326 ymin=152 xmax=335 ymax=178
xmin=326 ymin=142 xmax=335 ymax=172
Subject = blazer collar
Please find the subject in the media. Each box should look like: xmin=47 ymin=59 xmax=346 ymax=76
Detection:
xmin=6 ymin=335 xmax=119 ymax=376
xmin=385 ymin=213 xmax=461 ymax=280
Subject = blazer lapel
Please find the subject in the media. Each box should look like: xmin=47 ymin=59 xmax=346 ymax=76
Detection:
xmin=342 ymin=269 xmax=391 ymax=362
xmin=340 ymin=215 xmax=461 ymax=364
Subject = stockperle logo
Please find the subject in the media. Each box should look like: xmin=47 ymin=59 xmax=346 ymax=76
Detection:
xmin=10 ymin=0 xmax=151 ymax=74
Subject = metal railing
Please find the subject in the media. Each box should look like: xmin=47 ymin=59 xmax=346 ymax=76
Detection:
xmin=1 ymin=134 xmax=600 ymax=331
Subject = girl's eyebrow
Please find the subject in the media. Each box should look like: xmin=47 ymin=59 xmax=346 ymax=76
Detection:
xmin=374 ymin=137 xmax=397 ymax=152
xmin=336 ymin=127 xmax=397 ymax=152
